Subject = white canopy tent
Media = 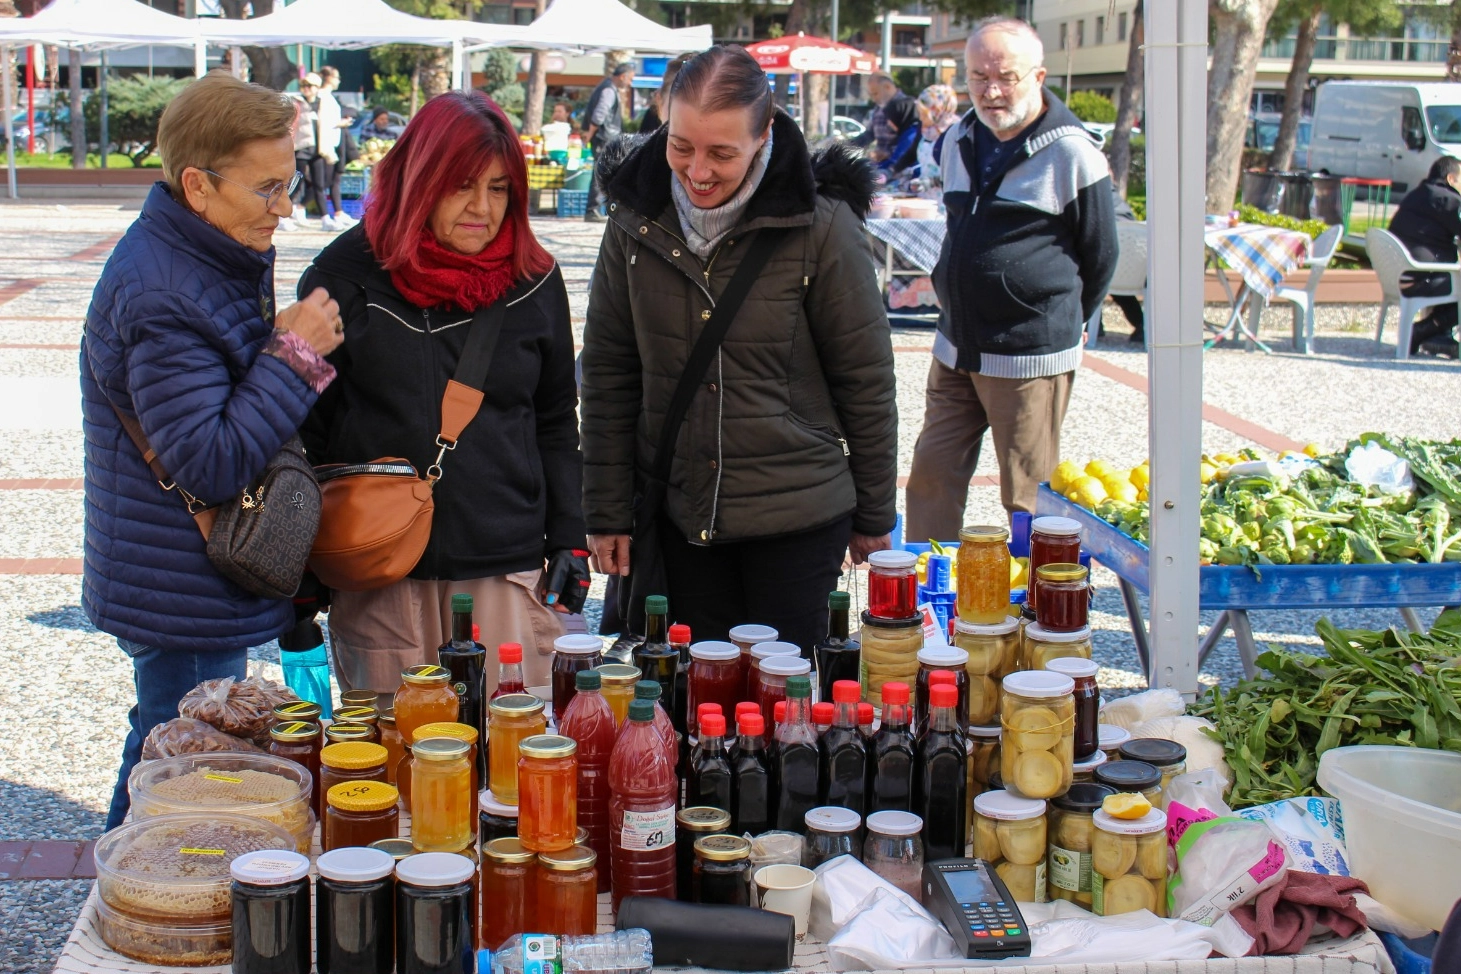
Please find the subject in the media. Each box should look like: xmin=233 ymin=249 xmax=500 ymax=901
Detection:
xmin=462 ymin=0 xmax=712 ymax=59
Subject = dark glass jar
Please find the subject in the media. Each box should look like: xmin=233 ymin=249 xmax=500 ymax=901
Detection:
xmin=692 ymin=834 xmax=752 ymax=905
xmin=1028 ymin=516 xmax=1082 ymax=610
xmin=325 ymin=780 xmax=401 ymax=852
xmin=1118 ymin=738 xmax=1188 ymax=800
xmin=369 ymin=837 xmax=416 ymax=863
xmin=316 ymin=847 xmax=395 ymax=974
xmin=1046 ymin=656 xmax=1100 ymax=759
xmin=552 ymin=634 xmax=605 ymax=724
xmin=1033 ymin=563 xmax=1090 ymax=632
xmin=675 ymin=807 xmax=730 ymax=903
xmin=268 ymin=720 xmax=322 ymax=817
xmin=395 ymin=852 xmax=476 ymax=974
xmin=340 ymin=689 xmax=380 ymax=710
xmin=479 ymin=789 xmax=520 ymax=845
xmin=230 ymin=850 xmax=311 ymax=974
xmin=1093 ymin=760 xmax=1164 ymax=808
xmin=914 ymin=647 xmax=970 ymax=732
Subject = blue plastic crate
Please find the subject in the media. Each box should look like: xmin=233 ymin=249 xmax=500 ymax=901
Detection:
xmin=339 ymin=172 xmax=368 ymax=199
xmin=339 ymin=198 xmax=365 ymax=219
xmin=557 ymin=190 xmax=589 ymax=218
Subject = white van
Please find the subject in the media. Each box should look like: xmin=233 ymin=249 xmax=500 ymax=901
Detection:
xmin=1306 ymin=81 xmax=1461 ymax=195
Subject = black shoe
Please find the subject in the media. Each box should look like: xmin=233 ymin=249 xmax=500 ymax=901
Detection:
xmin=1420 ymin=335 xmax=1460 ymax=359
xmin=1411 ymin=316 xmax=1444 ymax=354
xmin=1128 ymin=329 xmax=1145 ymax=344
xmin=584 ymin=210 xmax=607 ymax=223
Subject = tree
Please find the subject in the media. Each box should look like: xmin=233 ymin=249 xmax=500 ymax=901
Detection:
xmin=384 ymin=0 xmax=486 ymax=100
xmin=1108 ymin=0 xmax=1143 ymax=197
xmin=68 ymin=47 xmax=84 ymax=169
xmin=521 ymin=0 xmax=550 ymax=136
xmin=83 ymin=76 xmax=188 ymax=167
xmin=1267 ymin=0 xmax=1400 ymax=171
xmin=1066 ymin=90 xmax=1115 ymax=123
xmin=217 ymin=0 xmax=297 ymax=90
xmin=1206 ymin=0 xmax=1281 ymax=213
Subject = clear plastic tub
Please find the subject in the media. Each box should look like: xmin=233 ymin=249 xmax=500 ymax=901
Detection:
xmin=128 ymin=752 xmax=313 ymax=838
xmin=94 ymin=812 xmax=295 ymax=922
xmin=1317 ymin=745 xmax=1461 ymax=931
xmin=93 ymin=896 xmax=233 ymax=967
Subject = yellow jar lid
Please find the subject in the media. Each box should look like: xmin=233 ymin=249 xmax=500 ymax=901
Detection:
xmin=269 ymin=720 xmax=320 ymax=742
xmin=519 ymin=734 xmax=577 ymax=759
xmin=327 ymin=780 xmax=399 ymax=812
xmin=401 ymin=664 xmax=451 ymax=686
xmin=489 ymin=693 xmax=545 ymax=716
xmin=538 ymin=845 xmax=597 ymax=872
xmin=594 ymin=664 xmax=642 ymax=687
xmin=694 ymin=834 xmax=751 ymax=862
xmin=1034 ymin=562 xmax=1088 ymax=583
xmin=483 ymin=837 xmax=537 ymax=864
xmin=320 ymin=741 xmax=389 ymax=769
xmin=324 ymin=723 xmax=374 ymax=742
xmin=959 ymin=524 xmax=1010 ymax=543
xmin=677 ymin=806 xmax=732 ymax=833
xmin=412 ymin=721 xmax=479 ymax=745
xmin=273 ymin=700 xmax=322 ymax=721
xmin=335 ymin=705 xmax=379 ymax=724
xmin=412 ymin=737 xmax=471 ymax=761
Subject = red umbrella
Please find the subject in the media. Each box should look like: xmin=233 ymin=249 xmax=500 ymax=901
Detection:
xmin=745 ymin=33 xmax=877 ymax=75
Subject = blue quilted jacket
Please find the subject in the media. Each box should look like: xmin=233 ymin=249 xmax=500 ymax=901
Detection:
xmin=80 ymin=182 xmax=321 ymax=652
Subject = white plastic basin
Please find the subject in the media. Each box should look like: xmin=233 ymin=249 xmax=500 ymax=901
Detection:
xmin=1316 ymin=745 xmax=1461 ymax=931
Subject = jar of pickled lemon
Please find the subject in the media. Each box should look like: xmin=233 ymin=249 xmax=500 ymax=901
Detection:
xmin=968 ymin=724 xmax=1002 ymax=795
xmin=1091 ymin=808 xmax=1169 ymax=917
xmin=999 ymin=671 xmax=1075 ymax=800
xmin=1021 ymin=623 xmax=1093 ymax=671
xmin=956 ymin=526 xmax=1011 ymax=625
xmin=1045 ymin=783 xmax=1115 ymax=908
xmin=971 ymin=790 xmax=1047 ymax=903
xmin=953 ymin=617 xmax=1019 ymax=726
xmin=859 ymin=613 xmax=923 ymax=705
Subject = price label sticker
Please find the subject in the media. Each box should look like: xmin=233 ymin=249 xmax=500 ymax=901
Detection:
xmin=204 ymin=773 xmax=243 ymax=784
xmin=619 ymin=805 xmax=676 ymax=851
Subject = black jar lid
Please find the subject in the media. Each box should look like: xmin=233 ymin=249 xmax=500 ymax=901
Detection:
xmin=1118 ymin=738 xmax=1188 ymax=768
xmin=861 ymin=610 xmax=924 ymax=629
xmin=1050 ymin=782 xmax=1117 ymax=813
xmin=1093 ymin=759 xmax=1162 ymax=792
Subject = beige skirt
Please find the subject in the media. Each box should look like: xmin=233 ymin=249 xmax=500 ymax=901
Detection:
xmin=326 ymin=570 xmax=564 ymax=696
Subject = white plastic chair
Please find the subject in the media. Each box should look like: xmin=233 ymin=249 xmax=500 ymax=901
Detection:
xmin=1271 ymin=223 xmax=1343 ymax=355
xmin=1367 ymin=227 xmax=1461 ymax=360
xmin=1087 ymin=221 xmax=1149 ymax=344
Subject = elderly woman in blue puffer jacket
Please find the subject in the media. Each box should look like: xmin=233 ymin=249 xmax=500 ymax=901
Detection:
xmin=81 ymin=73 xmax=344 ymax=830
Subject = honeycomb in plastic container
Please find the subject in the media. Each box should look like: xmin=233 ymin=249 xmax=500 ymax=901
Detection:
xmin=139 ymin=767 xmax=310 ymax=834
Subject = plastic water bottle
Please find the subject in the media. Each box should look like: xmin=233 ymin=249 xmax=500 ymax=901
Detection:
xmin=483 ymin=930 xmax=653 ymax=974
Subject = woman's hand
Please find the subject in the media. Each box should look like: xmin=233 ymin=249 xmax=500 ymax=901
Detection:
xmin=849 ymin=532 xmax=892 ymax=565
xmin=588 ymin=534 xmax=631 ymax=576
xmin=277 ymin=287 xmax=344 ymax=356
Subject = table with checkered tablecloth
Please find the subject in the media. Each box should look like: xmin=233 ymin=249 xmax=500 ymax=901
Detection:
xmin=1203 ymin=222 xmax=1312 ymax=352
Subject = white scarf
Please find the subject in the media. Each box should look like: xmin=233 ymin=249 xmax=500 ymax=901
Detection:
xmin=671 ymin=129 xmax=775 ymax=258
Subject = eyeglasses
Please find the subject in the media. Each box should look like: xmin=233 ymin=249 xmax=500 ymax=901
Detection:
xmin=968 ymin=66 xmax=1038 ymax=93
xmin=202 ymin=169 xmax=302 ymax=210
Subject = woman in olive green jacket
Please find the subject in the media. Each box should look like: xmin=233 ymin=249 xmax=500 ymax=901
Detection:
xmin=580 ymin=45 xmax=899 ymax=651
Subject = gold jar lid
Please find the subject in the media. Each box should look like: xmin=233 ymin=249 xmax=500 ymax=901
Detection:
xmin=412 ymin=737 xmax=471 ymax=761
xmin=519 ymin=734 xmax=577 ymax=759
xmin=677 ymin=806 xmax=732 ymax=833
xmin=959 ymin=524 xmax=1010 ymax=544
xmin=695 ymin=834 xmax=752 ymax=862
xmin=538 ymin=845 xmax=597 ymax=872
xmin=340 ymin=689 xmax=380 ymax=708
xmin=483 ymin=837 xmax=537 ymax=864
xmin=272 ymin=700 xmax=322 ymax=721
xmin=489 ymin=693 xmax=545 ymax=717
xmin=1034 ymin=562 xmax=1088 ymax=583
xmin=320 ymin=741 xmax=389 ymax=770
xmin=368 ymin=837 xmax=415 ymax=861
xmin=335 ymin=705 xmax=379 ymax=726
xmin=327 ymin=780 xmax=399 ymax=812
xmin=324 ymin=722 xmax=374 ymax=743
xmin=401 ymin=664 xmax=451 ymax=686
xmin=595 ymin=664 xmax=642 ymax=687
xmin=379 ymin=708 xmax=397 ymax=728
xmin=269 ymin=720 xmax=321 ymax=743
xmin=412 ymin=721 xmax=480 ymax=745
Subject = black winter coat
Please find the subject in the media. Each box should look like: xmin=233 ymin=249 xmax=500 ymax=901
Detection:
xmin=299 ymin=226 xmax=586 ymax=581
xmin=1389 ymin=177 xmax=1461 ymax=264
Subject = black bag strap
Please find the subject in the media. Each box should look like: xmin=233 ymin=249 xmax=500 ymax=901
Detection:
xmin=648 ymin=229 xmax=784 ymax=486
xmin=426 ymin=293 xmax=510 ymax=480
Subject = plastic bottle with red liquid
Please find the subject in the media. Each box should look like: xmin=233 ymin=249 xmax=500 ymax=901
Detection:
xmin=558 ymin=669 xmax=616 ymax=893
xmin=622 ymin=681 xmax=677 ymax=767
xmin=609 ymin=699 xmax=679 ymax=908
xmin=491 ymin=642 xmax=527 ymax=699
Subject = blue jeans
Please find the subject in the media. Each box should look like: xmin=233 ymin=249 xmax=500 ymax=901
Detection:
xmin=105 ymin=639 xmax=248 ymax=831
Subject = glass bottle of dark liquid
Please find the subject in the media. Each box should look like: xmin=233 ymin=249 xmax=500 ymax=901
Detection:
xmin=771 ymin=676 xmax=819 ymax=833
xmin=731 ymin=711 xmax=770 ymax=836
xmin=437 ymin=593 xmax=485 ymax=773
xmin=814 ymin=591 xmax=861 ymax=701
xmin=669 ymin=623 xmax=692 ymax=736
xmin=869 ymin=681 xmax=915 ymax=813
xmin=490 ymin=642 xmax=526 ymax=699
xmin=687 ymin=712 xmax=733 ymax=812
xmin=915 ymin=683 xmax=968 ymax=861
xmin=634 ymin=595 xmax=678 ymax=727
xmin=818 ymin=680 xmax=868 ymax=818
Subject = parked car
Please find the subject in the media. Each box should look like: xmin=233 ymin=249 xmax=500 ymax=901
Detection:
xmin=1306 ymin=81 xmax=1461 ymax=195
xmin=830 ymin=114 xmax=866 ymax=141
xmin=1247 ymin=112 xmax=1312 ymax=156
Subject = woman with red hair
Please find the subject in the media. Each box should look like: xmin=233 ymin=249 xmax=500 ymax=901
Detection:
xmin=299 ymin=91 xmax=588 ymax=697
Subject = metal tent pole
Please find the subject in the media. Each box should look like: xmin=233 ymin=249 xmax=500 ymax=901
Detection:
xmin=828 ymin=0 xmax=838 ymax=133
xmin=99 ymin=50 xmax=108 ymax=169
xmin=1142 ymin=0 xmax=1206 ymax=696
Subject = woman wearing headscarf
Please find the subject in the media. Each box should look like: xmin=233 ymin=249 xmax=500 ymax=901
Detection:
xmin=914 ymin=83 xmax=961 ymax=187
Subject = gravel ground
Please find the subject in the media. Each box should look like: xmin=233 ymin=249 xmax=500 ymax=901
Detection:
xmin=0 ymin=880 xmax=93 ymax=974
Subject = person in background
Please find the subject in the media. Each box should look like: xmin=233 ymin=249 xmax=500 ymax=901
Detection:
xmin=83 ymin=73 xmax=342 ymax=828
xmin=359 ymin=106 xmax=396 ymax=140
xmin=581 ymin=45 xmax=898 ymax=651
xmin=904 ymin=17 xmax=1116 ymax=534
xmin=318 ymin=65 xmax=357 ymax=233
xmin=583 ymin=61 xmax=635 ymax=222
xmin=288 ymin=73 xmax=330 ymax=227
xmin=1096 ymin=185 xmax=1145 ymax=345
xmin=637 ymin=53 xmax=690 ymax=135
xmin=299 ymin=91 xmax=588 ymax=696
xmin=910 ymin=83 xmax=960 ymax=185
xmin=854 ymin=73 xmax=918 ymax=165
xmin=1388 ymin=154 xmax=1461 ymax=358
xmin=551 ymin=101 xmax=573 ymax=126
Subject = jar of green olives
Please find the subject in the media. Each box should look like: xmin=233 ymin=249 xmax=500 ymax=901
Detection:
xmin=972 ymin=790 xmax=1048 ymax=904
xmin=1045 ymin=783 xmax=1115 ymax=909
xmin=999 ymin=671 xmax=1075 ymax=800
xmin=1091 ymin=808 xmax=1169 ymax=917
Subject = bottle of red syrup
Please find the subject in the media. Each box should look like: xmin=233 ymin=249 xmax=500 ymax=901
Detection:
xmin=608 ymin=699 xmax=678 ymax=908
xmin=558 ymin=668 xmax=616 ymax=893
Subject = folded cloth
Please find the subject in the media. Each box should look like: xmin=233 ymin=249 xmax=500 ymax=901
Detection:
xmin=1232 ymin=869 xmax=1370 ymax=955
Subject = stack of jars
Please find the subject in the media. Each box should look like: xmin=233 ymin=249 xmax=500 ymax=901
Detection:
xmin=860 ymin=550 xmax=925 ymax=706
xmin=1024 ymin=516 xmax=1093 ymax=669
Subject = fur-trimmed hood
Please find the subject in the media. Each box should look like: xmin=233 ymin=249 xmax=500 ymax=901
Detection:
xmin=597 ymin=109 xmax=877 ymax=224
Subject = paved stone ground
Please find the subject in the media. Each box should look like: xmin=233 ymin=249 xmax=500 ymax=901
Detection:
xmin=0 ymin=200 xmax=1456 ymax=973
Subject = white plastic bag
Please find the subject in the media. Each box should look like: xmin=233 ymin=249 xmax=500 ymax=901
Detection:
xmin=1345 ymin=440 xmax=1414 ymax=495
xmin=1098 ymin=688 xmax=1185 ymax=730
xmin=1165 ymin=768 xmax=1231 ymax=818
xmin=1128 ymin=715 xmax=1230 ymax=778
xmin=1167 ymin=802 xmax=1287 ymax=927
xmin=1236 ymin=796 xmax=1348 ymax=876
xmin=810 ymin=854 xmax=931 ymax=942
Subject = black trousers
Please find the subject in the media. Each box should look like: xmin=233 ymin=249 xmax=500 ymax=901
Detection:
xmin=658 ymin=512 xmax=853 ymax=653
xmin=586 ymin=134 xmax=609 ymax=214
xmin=295 ymin=151 xmax=329 ymax=218
xmin=1403 ymin=272 xmax=1458 ymax=334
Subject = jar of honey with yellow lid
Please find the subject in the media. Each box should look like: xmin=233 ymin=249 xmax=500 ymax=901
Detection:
xmin=324 ymin=722 xmax=374 ymax=745
xmin=395 ymin=664 xmax=460 ymax=747
xmin=333 ymin=706 xmax=380 ymax=743
xmin=319 ymin=742 xmax=389 ymax=804
xmin=324 ymin=780 xmax=400 ymax=852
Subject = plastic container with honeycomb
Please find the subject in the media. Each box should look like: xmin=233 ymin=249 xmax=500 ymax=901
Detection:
xmin=95 ymin=813 xmax=294 ymax=922
xmin=128 ymin=752 xmax=312 ymax=837
xmin=93 ymin=896 xmax=233 ymax=967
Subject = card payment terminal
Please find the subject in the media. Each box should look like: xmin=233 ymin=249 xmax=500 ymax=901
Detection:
xmin=921 ymin=858 xmax=1032 ymax=959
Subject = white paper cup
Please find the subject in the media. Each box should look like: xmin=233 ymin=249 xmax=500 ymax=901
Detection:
xmin=754 ymin=863 xmax=817 ymax=935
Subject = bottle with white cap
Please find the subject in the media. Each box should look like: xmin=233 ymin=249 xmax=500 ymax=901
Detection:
xmin=230 ymin=849 xmax=311 ymax=974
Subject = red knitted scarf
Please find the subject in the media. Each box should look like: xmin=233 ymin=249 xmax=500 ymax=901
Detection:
xmin=390 ymin=216 xmax=518 ymax=312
